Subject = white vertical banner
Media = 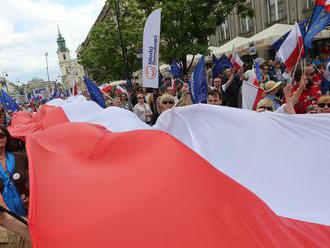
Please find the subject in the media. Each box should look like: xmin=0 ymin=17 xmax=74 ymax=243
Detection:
xmin=143 ymin=8 xmax=162 ymax=89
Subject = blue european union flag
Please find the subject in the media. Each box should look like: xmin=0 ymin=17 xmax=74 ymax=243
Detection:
xmin=170 ymin=60 xmax=182 ymax=78
xmin=218 ymin=54 xmax=232 ymax=71
xmin=84 ymin=77 xmax=106 ymax=108
xmin=212 ymin=54 xmax=232 ymax=79
xmin=272 ymin=19 xmax=308 ymax=50
xmin=255 ymin=62 xmax=263 ymax=83
xmin=212 ymin=54 xmax=221 ymax=79
xmin=189 ymin=56 xmax=207 ymax=104
xmin=305 ymin=5 xmax=330 ymax=48
xmin=0 ymin=90 xmax=20 ymax=112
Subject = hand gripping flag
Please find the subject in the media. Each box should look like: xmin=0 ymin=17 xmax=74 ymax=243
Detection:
xmin=189 ymin=56 xmax=207 ymax=104
xmin=304 ymin=0 xmax=330 ymax=48
xmin=84 ymin=77 xmax=106 ymax=108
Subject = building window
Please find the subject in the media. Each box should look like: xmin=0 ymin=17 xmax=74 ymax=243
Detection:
xmin=220 ymin=20 xmax=229 ymax=41
xmin=63 ymin=54 xmax=66 ymax=60
xmin=306 ymin=0 xmax=314 ymax=10
xmin=267 ymin=0 xmax=286 ymax=23
xmin=240 ymin=16 xmax=254 ymax=33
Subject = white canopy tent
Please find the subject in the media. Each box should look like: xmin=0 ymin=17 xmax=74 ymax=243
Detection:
xmin=237 ymin=24 xmax=293 ymax=54
xmin=209 ymin=37 xmax=249 ymax=55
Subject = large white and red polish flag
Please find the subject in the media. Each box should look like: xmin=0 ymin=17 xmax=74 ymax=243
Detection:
xmin=8 ymin=99 xmax=330 ymax=247
xmin=277 ymin=22 xmax=304 ymax=71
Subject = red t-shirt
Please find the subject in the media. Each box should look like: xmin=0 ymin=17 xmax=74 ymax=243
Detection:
xmin=292 ymin=82 xmax=322 ymax=114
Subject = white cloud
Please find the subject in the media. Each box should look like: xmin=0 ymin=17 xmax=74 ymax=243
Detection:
xmin=0 ymin=0 xmax=105 ymax=84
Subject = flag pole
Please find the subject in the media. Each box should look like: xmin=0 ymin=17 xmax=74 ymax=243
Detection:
xmin=0 ymin=206 xmax=28 ymax=226
xmin=290 ymin=24 xmax=304 ymax=82
xmin=290 ymin=47 xmax=304 ymax=84
xmin=100 ymin=89 xmax=114 ymax=101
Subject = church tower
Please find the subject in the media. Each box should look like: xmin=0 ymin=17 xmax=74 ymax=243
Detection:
xmin=57 ymin=26 xmax=71 ymax=89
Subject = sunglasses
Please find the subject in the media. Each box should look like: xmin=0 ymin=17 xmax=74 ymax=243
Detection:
xmin=138 ymin=97 xmax=145 ymax=99
xmin=317 ymin=103 xmax=330 ymax=108
xmin=162 ymin=101 xmax=174 ymax=105
xmin=260 ymin=106 xmax=273 ymax=111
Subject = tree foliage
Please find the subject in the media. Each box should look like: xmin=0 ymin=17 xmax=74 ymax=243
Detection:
xmin=80 ymin=0 xmax=254 ymax=80
xmin=79 ymin=0 xmax=145 ymax=82
xmin=137 ymin=0 xmax=254 ymax=74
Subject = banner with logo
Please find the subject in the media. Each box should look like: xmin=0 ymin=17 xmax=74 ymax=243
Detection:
xmin=143 ymin=8 xmax=162 ymax=88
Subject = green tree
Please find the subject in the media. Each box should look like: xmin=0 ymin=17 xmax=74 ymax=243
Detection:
xmin=137 ymin=0 xmax=253 ymax=75
xmin=79 ymin=0 xmax=144 ymax=82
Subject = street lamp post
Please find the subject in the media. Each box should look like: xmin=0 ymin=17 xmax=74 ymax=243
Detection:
xmin=45 ymin=52 xmax=50 ymax=82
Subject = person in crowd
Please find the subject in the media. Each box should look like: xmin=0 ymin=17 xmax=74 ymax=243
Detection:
xmin=256 ymin=98 xmax=275 ymax=112
xmin=257 ymin=84 xmax=295 ymax=114
xmin=176 ymin=83 xmax=192 ymax=107
xmin=282 ymin=67 xmax=292 ymax=85
xmin=306 ymin=104 xmax=318 ymax=114
xmin=207 ymin=90 xmax=222 ymax=106
xmin=222 ymin=68 xmax=242 ymax=108
xmin=112 ymin=97 xmax=122 ymax=107
xmin=0 ymin=125 xmax=31 ymax=245
xmin=211 ymin=77 xmax=222 ymax=92
xmin=320 ymin=63 xmax=330 ymax=95
xmin=267 ymin=60 xmax=276 ymax=80
xmin=274 ymin=62 xmax=283 ymax=82
xmin=133 ymin=93 xmax=153 ymax=124
xmin=21 ymin=104 xmax=33 ymax=114
xmin=261 ymin=65 xmax=270 ymax=84
xmin=120 ymin=93 xmax=132 ymax=110
xmin=159 ymin=94 xmax=175 ymax=113
xmin=166 ymin=87 xmax=178 ymax=104
xmin=263 ymin=81 xmax=282 ymax=110
xmin=0 ymin=107 xmax=7 ymax=127
xmin=291 ymin=68 xmax=321 ymax=114
xmin=317 ymin=95 xmax=330 ymax=114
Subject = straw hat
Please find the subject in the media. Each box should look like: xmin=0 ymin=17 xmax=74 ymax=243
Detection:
xmin=264 ymin=81 xmax=281 ymax=93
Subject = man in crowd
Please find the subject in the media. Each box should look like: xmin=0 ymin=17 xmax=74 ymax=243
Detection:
xmin=317 ymin=95 xmax=330 ymax=114
xmin=291 ymin=68 xmax=322 ymax=114
xmin=221 ymin=68 xmax=242 ymax=108
xmin=207 ymin=90 xmax=222 ymax=106
xmin=211 ymin=77 xmax=222 ymax=92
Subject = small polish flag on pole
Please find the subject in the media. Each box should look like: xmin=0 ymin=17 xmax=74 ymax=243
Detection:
xmin=230 ymin=53 xmax=244 ymax=70
xmin=277 ymin=22 xmax=304 ymax=72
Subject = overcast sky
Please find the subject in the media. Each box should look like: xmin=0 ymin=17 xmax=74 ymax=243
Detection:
xmin=0 ymin=0 xmax=105 ymax=85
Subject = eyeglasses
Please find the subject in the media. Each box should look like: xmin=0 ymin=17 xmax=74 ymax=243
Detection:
xmin=260 ymin=106 xmax=273 ymax=111
xmin=317 ymin=103 xmax=330 ymax=108
xmin=138 ymin=97 xmax=144 ymax=99
xmin=162 ymin=101 xmax=174 ymax=105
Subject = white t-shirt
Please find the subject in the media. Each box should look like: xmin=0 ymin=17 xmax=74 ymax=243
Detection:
xmin=133 ymin=103 xmax=153 ymax=123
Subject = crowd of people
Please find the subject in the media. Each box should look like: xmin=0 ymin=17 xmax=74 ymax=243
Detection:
xmin=99 ymin=58 xmax=330 ymax=124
